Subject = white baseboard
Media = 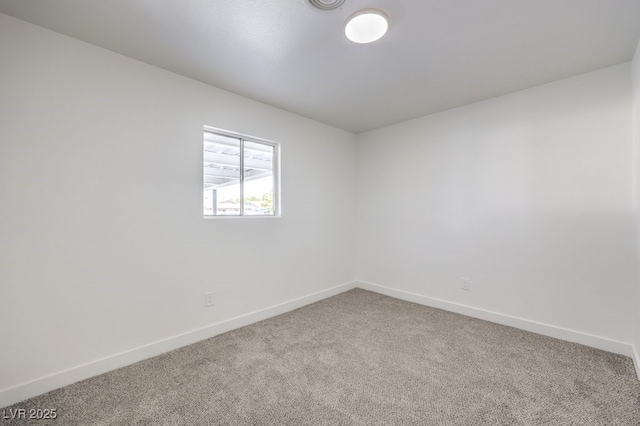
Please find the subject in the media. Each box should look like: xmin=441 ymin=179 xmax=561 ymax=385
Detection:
xmin=0 ymin=281 xmax=357 ymax=409
xmin=3 ymin=279 xmax=636 ymax=408
xmin=632 ymin=344 xmax=640 ymax=381
xmin=356 ymin=280 xmax=636 ymax=359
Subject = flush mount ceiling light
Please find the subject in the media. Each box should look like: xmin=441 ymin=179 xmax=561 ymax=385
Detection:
xmin=308 ymin=0 xmax=345 ymax=11
xmin=345 ymin=9 xmax=389 ymax=44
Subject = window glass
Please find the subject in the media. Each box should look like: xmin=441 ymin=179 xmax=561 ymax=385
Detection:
xmin=203 ymin=132 xmax=241 ymax=216
xmin=203 ymin=128 xmax=279 ymax=217
xmin=243 ymin=141 xmax=274 ymax=216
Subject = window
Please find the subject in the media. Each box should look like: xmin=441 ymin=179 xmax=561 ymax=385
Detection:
xmin=203 ymin=127 xmax=279 ymax=217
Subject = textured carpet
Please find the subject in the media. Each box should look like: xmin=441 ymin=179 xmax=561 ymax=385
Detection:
xmin=2 ymin=289 xmax=639 ymax=425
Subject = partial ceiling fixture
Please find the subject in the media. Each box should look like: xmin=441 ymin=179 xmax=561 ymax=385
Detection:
xmin=308 ymin=0 xmax=345 ymax=11
xmin=344 ymin=9 xmax=389 ymax=44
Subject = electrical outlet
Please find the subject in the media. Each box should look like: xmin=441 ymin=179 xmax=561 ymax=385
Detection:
xmin=461 ymin=278 xmax=471 ymax=291
xmin=205 ymin=291 xmax=215 ymax=307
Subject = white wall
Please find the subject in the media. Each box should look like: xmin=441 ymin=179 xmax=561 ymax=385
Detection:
xmin=2 ymin=10 xmax=639 ymax=407
xmin=0 ymin=12 xmax=357 ymax=403
xmin=357 ymin=64 xmax=636 ymax=345
xmin=633 ymin=39 xmax=640 ymax=370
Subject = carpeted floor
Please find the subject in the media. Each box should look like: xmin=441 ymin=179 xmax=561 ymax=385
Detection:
xmin=2 ymin=289 xmax=640 ymax=425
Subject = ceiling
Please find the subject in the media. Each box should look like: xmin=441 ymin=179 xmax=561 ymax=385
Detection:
xmin=1 ymin=0 xmax=639 ymax=134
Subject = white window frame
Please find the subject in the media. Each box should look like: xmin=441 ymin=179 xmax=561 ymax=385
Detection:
xmin=203 ymin=126 xmax=281 ymax=218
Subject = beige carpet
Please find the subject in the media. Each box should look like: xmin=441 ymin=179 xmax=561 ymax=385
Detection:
xmin=2 ymin=289 xmax=639 ymax=425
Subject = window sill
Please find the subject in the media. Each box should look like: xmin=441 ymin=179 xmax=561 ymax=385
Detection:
xmin=203 ymin=215 xmax=281 ymax=220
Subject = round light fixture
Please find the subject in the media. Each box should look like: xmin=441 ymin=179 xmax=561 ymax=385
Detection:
xmin=344 ymin=9 xmax=389 ymax=44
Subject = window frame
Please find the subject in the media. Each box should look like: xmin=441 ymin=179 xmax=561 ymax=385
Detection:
xmin=203 ymin=125 xmax=281 ymax=218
